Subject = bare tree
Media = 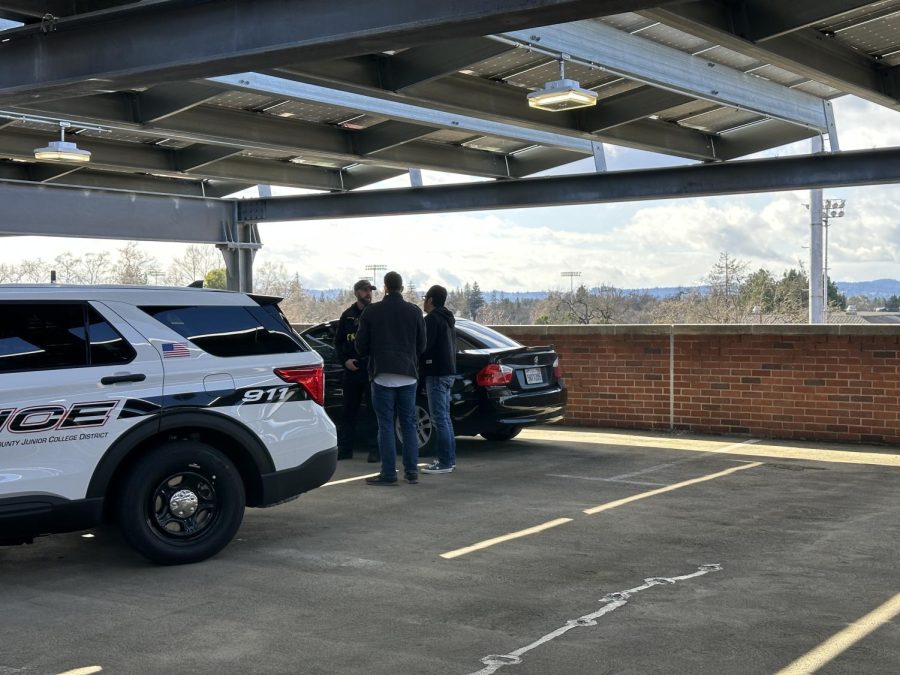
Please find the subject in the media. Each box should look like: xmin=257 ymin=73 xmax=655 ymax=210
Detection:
xmin=81 ymin=252 xmax=111 ymax=285
xmin=167 ymin=245 xmax=223 ymax=286
xmin=112 ymin=243 xmax=157 ymax=285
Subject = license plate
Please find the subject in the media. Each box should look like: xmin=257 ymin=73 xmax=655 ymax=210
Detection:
xmin=524 ymin=367 xmax=543 ymax=385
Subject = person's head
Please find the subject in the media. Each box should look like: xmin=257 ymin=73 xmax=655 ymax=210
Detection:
xmin=423 ymin=284 xmax=447 ymax=313
xmin=383 ymin=271 xmax=403 ymax=294
xmin=352 ymin=279 xmax=375 ymax=306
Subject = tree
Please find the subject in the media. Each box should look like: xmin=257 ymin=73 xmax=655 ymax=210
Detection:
xmin=112 ymin=243 xmax=157 ymax=285
xmin=467 ymin=281 xmax=485 ymax=320
xmin=204 ymin=268 xmax=227 ymax=289
xmin=168 ymin=245 xmax=222 ymax=286
xmin=81 ymin=252 xmax=111 ymax=284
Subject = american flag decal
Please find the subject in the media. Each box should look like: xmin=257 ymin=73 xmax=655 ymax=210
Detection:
xmin=162 ymin=342 xmax=191 ymax=358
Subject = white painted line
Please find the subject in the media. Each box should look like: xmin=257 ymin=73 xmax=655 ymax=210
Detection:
xmin=469 ymin=564 xmax=723 ymax=675
xmin=56 ymin=668 xmax=103 ymax=675
xmin=583 ymin=462 xmax=763 ymax=515
xmin=775 ymin=592 xmax=900 ymax=675
xmin=322 ymin=463 xmax=428 ymax=487
xmin=441 ymin=518 xmax=574 ymax=560
xmin=548 ymin=474 xmax=666 ymax=487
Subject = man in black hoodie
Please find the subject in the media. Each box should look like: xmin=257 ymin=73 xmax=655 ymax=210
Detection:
xmin=355 ymin=271 xmax=426 ymax=485
xmin=420 ymin=285 xmax=458 ymax=474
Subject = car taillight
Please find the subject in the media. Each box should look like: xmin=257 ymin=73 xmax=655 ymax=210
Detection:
xmin=476 ymin=363 xmax=514 ymax=387
xmin=274 ymin=365 xmax=324 ymax=406
xmin=553 ymin=357 xmax=562 ymax=380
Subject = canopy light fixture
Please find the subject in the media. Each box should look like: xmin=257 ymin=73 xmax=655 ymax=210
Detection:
xmin=527 ymin=57 xmax=598 ymax=112
xmin=33 ymin=121 xmax=91 ymax=162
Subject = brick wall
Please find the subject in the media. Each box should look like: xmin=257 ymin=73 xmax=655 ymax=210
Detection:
xmin=495 ymin=325 xmax=900 ymax=445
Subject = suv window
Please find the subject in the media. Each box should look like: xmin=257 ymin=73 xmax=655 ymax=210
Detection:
xmin=303 ymin=324 xmax=337 ymax=362
xmin=141 ymin=304 xmax=307 ymax=357
xmin=0 ymin=303 xmax=134 ymax=373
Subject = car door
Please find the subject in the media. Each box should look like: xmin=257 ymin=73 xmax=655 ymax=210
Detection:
xmin=0 ymin=301 xmax=163 ymax=501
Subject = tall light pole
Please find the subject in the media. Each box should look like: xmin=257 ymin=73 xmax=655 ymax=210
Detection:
xmin=561 ymin=271 xmax=581 ymax=294
xmin=364 ymin=264 xmax=386 ymax=287
xmin=823 ymin=198 xmax=846 ymax=308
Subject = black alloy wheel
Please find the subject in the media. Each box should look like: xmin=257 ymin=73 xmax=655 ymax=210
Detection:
xmin=117 ymin=440 xmax=245 ymax=565
xmin=395 ymin=399 xmax=437 ymax=457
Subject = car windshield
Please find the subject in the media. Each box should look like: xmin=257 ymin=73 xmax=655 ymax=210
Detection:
xmin=457 ymin=321 xmax=521 ymax=349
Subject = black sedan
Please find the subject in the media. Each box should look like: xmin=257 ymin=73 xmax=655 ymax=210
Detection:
xmin=300 ymin=319 xmax=567 ymax=455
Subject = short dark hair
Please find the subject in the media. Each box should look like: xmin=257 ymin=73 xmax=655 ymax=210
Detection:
xmin=425 ymin=284 xmax=447 ymax=307
xmin=384 ymin=271 xmax=403 ymax=292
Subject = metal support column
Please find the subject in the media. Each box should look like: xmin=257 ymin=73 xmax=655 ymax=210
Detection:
xmin=408 ymin=168 xmax=423 ymax=187
xmin=809 ymin=135 xmax=825 ymax=324
xmin=218 ymin=218 xmax=261 ymax=292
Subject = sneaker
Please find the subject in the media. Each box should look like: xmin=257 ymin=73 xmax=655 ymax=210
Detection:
xmin=404 ymin=472 xmax=419 ymax=484
xmin=422 ymin=461 xmax=453 ymax=474
xmin=366 ymin=474 xmax=398 ymax=486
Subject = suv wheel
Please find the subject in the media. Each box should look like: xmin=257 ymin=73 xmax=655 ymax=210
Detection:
xmin=480 ymin=426 xmax=523 ymax=442
xmin=395 ymin=398 xmax=437 ymax=457
xmin=117 ymin=440 xmax=245 ymax=565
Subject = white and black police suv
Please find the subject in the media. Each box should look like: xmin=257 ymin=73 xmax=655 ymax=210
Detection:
xmin=0 ymin=285 xmax=337 ymax=564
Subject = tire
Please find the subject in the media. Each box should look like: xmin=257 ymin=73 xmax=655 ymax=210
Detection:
xmin=395 ymin=398 xmax=437 ymax=457
xmin=480 ymin=426 xmax=523 ymax=442
xmin=117 ymin=440 xmax=246 ymax=565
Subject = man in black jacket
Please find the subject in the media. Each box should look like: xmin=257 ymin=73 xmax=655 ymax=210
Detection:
xmin=334 ymin=279 xmax=379 ymax=461
xmin=420 ymin=285 xmax=457 ymax=474
xmin=355 ymin=271 xmax=426 ymax=485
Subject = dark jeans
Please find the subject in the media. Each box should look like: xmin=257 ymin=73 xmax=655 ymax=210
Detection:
xmin=426 ymin=374 xmax=456 ymax=467
xmin=338 ymin=371 xmax=377 ymax=457
xmin=371 ymin=382 xmax=419 ymax=477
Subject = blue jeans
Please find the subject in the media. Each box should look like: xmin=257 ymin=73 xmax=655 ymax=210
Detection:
xmin=371 ymin=382 xmax=419 ymax=477
xmin=426 ymin=375 xmax=456 ymax=467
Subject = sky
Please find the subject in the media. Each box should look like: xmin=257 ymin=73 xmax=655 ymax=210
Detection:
xmin=3 ymin=96 xmax=899 ymax=293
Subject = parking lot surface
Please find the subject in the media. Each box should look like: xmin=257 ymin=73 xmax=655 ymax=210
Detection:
xmin=2 ymin=426 xmax=899 ymax=675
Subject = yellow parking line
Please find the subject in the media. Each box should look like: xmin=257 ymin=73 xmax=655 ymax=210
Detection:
xmin=583 ymin=462 xmax=763 ymax=514
xmin=440 ymin=518 xmax=573 ymax=559
xmin=775 ymin=593 xmax=900 ymax=675
xmin=520 ymin=429 xmax=900 ymax=468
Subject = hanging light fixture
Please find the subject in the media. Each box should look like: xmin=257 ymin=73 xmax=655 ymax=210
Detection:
xmin=33 ymin=121 xmax=91 ymax=162
xmin=527 ymin=56 xmax=598 ymax=112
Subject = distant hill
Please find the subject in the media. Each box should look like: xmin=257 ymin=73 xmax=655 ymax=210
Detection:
xmin=306 ymin=280 xmax=899 ymax=302
xmin=836 ymin=279 xmax=900 ymax=298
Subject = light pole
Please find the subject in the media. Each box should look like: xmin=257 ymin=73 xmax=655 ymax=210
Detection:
xmin=822 ymin=198 xmax=846 ymax=308
xmin=561 ymin=271 xmax=581 ymax=294
xmin=364 ymin=264 xmax=386 ymax=287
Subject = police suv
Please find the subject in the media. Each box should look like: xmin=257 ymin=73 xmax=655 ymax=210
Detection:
xmin=0 ymin=285 xmax=337 ymax=564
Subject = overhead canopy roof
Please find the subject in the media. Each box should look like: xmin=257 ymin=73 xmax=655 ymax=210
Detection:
xmin=0 ymin=0 xmax=897 ymax=198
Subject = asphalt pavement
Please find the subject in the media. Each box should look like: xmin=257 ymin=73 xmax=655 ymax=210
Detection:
xmin=1 ymin=426 xmax=899 ymax=675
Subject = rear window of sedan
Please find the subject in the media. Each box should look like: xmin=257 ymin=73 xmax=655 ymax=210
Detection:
xmin=457 ymin=321 xmax=521 ymax=349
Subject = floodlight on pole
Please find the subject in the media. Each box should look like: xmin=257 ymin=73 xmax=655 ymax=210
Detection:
xmin=822 ymin=198 xmax=846 ymax=306
xmin=364 ymin=264 xmax=387 ymax=286
xmin=561 ymin=271 xmax=581 ymax=294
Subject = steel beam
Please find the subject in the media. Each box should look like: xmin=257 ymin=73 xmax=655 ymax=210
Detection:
xmin=137 ymin=82 xmax=225 ymax=124
xmin=730 ymin=0 xmax=883 ymax=42
xmin=577 ymin=87 xmax=695 ymax=131
xmin=642 ymin=5 xmax=900 ymax=112
xmin=0 ymin=128 xmax=346 ymax=191
xmin=500 ymin=21 xmax=831 ymax=130
xmin=715 ymin=119 xmax=820 ymax=160
xmin=0 ymin=2 xmax=125 ymax=20
xmin=176 ymin=144 xmax=244 ymax=173
xmin=209 ymin=72 xmax=597 ymax=154
xmin=383 ymin=37 xmax=514 ymax=91
xmin=13 ymin=87 xmax=551 ymax=177
xmin=0 ymin=0 xmax=665 ymax=105
xmin=0 ymin=161 xmax=250 ymax=197
xmin=0 ymin=179 xmax=233 ymax=242
xmin=235 ymin=147 xmax=900 ymax=222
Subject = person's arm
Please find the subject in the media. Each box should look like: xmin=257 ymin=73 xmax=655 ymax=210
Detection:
xmin=416 ymin=312 xmax=427 ymax=357
xmin=423 ymin=313 xmax=438 ymax=359
xmin=334 ymin=312 xmax=350 ymax=364
xmin=355 ymin=308 xmax=370 ymax=357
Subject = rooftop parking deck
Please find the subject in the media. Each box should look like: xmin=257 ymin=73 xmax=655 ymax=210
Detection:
xmin=2 ymin=426 xmax=898 ymax=674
